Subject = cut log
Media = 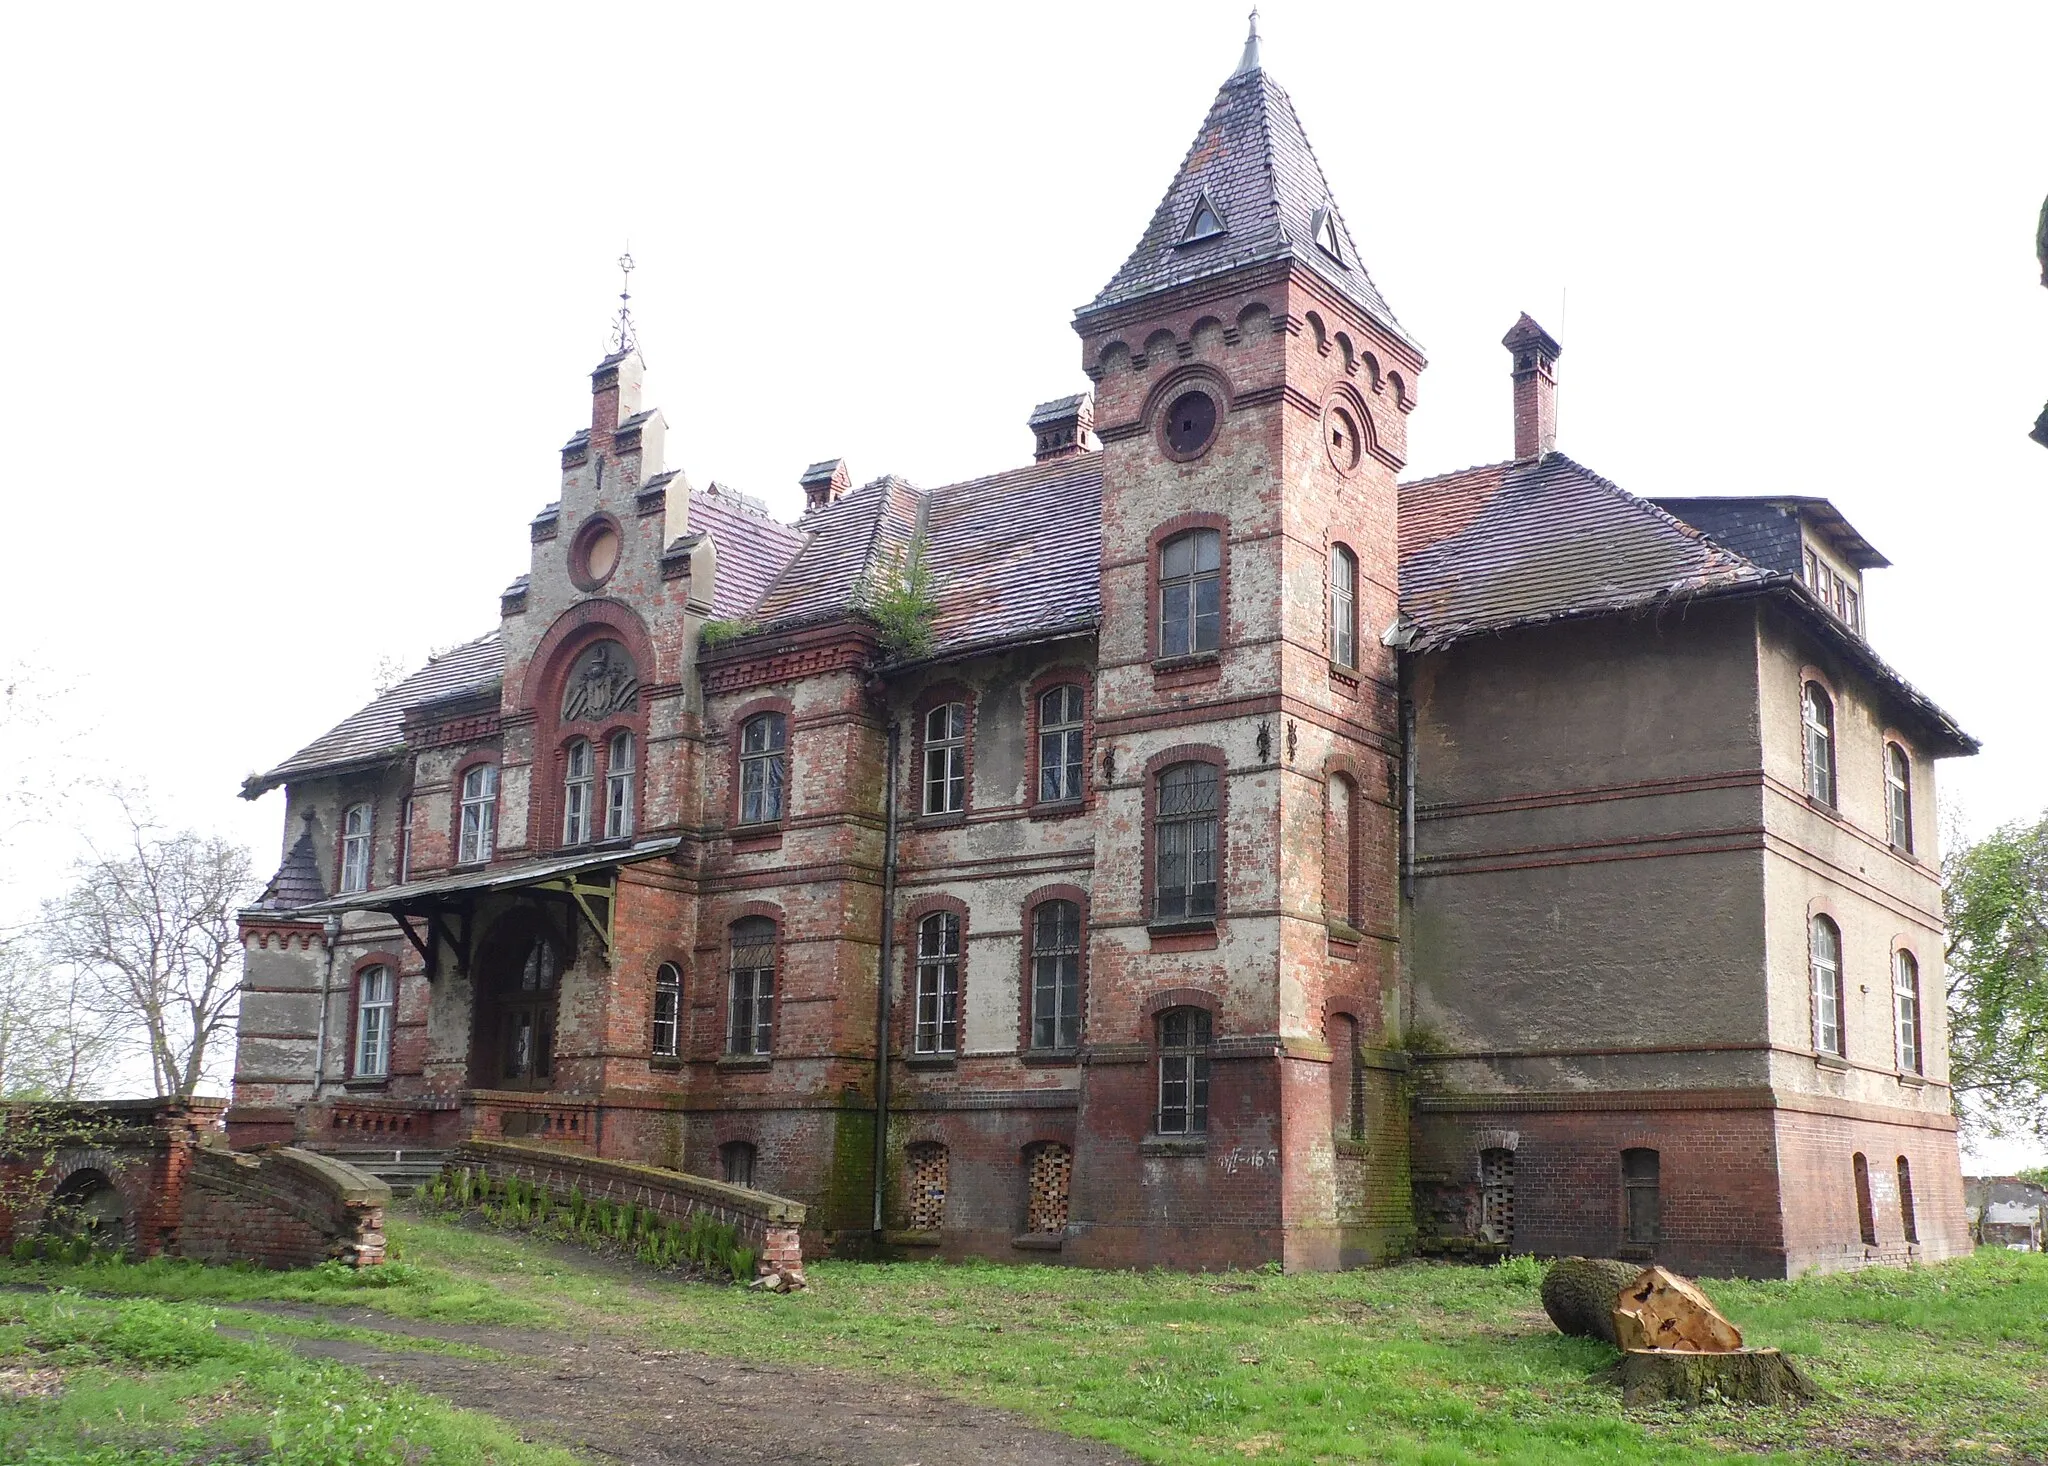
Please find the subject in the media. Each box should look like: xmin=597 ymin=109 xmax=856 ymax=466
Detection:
xmin=1612 ymin=1265 xmax=1743 ymax=1353
xmin=1539 ymin=1257 xmax=1642 ymax=1348
xmin=1594 ymin=1347 xmax=1819 ymax=1407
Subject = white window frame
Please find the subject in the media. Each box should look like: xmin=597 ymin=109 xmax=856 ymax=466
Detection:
xmin=1893 ymin=949 xmax=1922 ymax=1074
xmin=1037 ymin=685 xmax=1085 ymax=805
xmin=605 ymin=729 xmax=636 ymax=839
xmin=340 ymin=803 xmax=373 ymax=894
xmin=354 ymin=964 xmax=394 ymax=1079
xmin=458 ymin=764 xmax=498 ymax=865
xmin=1810 ymin=915 xmax=1843 ymax=1057
xmin=562 ymin=739 xmax=593 ymax=845
xmin=922 ymin=703 xmax=967 ymax=816
xmin=1329 ymin=543 xmax=1357 ymax=669
xmin=914 ymin=911 xmax=961 ymax=1055
xmin=1885 ymin=743 xmax=1913 ymax=852
xmin=1158 ymin=529 xmax=1221 ymax=658
xmin=652 ymin=961 xmax=682 ymax=1058
xmin=738 ymin=713 xmax=787 ymax=825
xmin=1802 ymin=682 xmax=1835 ymax=807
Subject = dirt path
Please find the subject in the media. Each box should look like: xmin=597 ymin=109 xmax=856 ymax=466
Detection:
xmin=227 ymin=1300 xmax=1137 ymax=1466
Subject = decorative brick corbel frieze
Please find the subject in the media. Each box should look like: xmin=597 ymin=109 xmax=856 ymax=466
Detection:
xmin=239 ymin=917 xmax=329 ymax=952
xmin=699 ymin=621 xmax=881 ymax=698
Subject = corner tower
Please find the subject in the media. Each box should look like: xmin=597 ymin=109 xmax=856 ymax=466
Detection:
xmin=1067 ymin=19 xmax=1425 ymax=1270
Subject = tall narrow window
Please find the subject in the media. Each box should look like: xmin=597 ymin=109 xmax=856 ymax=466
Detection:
xmin=738 ymin=713 xmax=787 ymax=825
xmin=652 ymin=962 xmax=682 ymax=1059
xmin=914 ymin=911 xmax=961 ymax=1055
xmin=922 ymin=703 xmax=967 ymax=815
xmin=1885 ymin=743 xmax=1913 ymax=852
xmin=1893 ymin=949 xmax=1922 ymax=1074
xmin=1480 ymin=1147 xmax=1515 ymax=1245
xmin=1158 ymin=529 xmax=1222 ymax=658
xmin=1037 ymin=685 xmax=1085 ymax=804
xmin=605 ymin=730 xmax=636 ymax=839
xmin=1029 ymin=899 xmax=1082 ymax=1051
xmin=721 ymin=1141 xmax=756 ymax=1188
xmin=1802 ymin=682 xmax=1836 ymax=806
xmin=1623 ymin=1148 xmax=1661 ymax=1245
xmin=1330 ymin=1014 xmax=1363 ymax=1141
xmin=1157 ymin=1007 xmax=1212 ymax=1135
xmin=1329 ymin=544 xmax=1358 ymax=669
xmin=339 ymin=803 xmax=372 ymax=894
xmin=1896 ymin=1156 xmax=1918 ymax=1244
xmin=1810 ymin=915 xmax=1843 ymax=1057
xmin=1155 ymin=762 xmax=1220 ymax=921
xmin=727 ymin=918 xmax=776 ymax=1056
xmin=1852 ymin=1152 xmax=1878 ymax=1246
xmin=459 ymin=764 xmax=498 ymax=865
xmin=354 ymin=965 xmax=394 ymax=1079
xmin=397 ymin=797 xmax=414 ymax=883
xmin=1326 ymin=772 xmax=1356 ymax=926
xmin=562 ymin=739 xmax=594 ymax=845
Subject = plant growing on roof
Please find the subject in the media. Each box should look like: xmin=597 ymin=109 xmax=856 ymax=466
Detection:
xmin=858 ymin=534 xmax=938 ymax=662
xmin=699 ymin=616 xmax=760 ymax=649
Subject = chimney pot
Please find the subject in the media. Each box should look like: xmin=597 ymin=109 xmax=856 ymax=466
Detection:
xmin=1501 ymin=313 xmax=1562 ymax=460
xmin=799 ymin=458 xmax=852 ymax=512
xmin=1028 ymin=393 xmax=1099 ymax=462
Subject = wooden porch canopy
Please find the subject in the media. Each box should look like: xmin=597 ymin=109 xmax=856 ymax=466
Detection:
xmin=291 ymin=837 xmax=682 ymax=979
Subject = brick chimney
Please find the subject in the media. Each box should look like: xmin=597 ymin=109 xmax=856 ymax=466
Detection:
xmin=1502 ymin=314 xmax=1562 ymax=461
xmin=1028 ymin=393 xmax=1099 ymax=462
xmin=800 ymin=458 xmax=852 ymax=512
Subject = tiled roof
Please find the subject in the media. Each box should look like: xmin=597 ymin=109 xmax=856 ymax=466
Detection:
xmin=254 ymin=827 xmax=326 ymax=909
xmin=1085 ymin=62 xmax=1411 ymax=348
xmin=242 ymin=632 xmax=503 ymax=797
xmin=687 ymin=486 xmax=806 ymax=619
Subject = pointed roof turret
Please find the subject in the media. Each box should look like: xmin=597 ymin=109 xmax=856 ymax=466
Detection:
xmin=1083 ymin=21 xmax=1413 ymax=348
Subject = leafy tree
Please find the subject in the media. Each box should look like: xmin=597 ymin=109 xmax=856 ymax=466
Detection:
xmin=1944 ymin=812 xmax=2048 ymax=1143
xmin=0 ymin=934 xmax=121 ymax=1098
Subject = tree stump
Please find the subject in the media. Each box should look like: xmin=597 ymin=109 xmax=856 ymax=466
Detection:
xmin=1595 ymin=1347 xmax=1819 ymax=1407
xmin=1613 ymin=1265 xmax=1744 ymax=1353
xmin=1540 ymin=1257 xmax=1641 ymax=1348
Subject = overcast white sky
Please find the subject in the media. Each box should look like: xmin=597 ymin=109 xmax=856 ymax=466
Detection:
xmin=1 ymin=1 xmax=2042 ymax=1164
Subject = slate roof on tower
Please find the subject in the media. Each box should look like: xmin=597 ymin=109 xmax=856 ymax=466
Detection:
xmin=1084 ymin=31 xmax=1413 ymax=349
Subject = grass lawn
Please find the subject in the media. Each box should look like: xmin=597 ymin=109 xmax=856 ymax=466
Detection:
xmin=3 ymin=1217 xmax=2044 ymax=1464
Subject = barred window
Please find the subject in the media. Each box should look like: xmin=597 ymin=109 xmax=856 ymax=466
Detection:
xmin=721 ymin=1141 xmax=756 ymax=1188
xmin=923 ymin=703 xmax=967 ymax=815
xmin=354 ymin=965 xmax=394 ymax=1079
xmin=562 ymin=739 xmax=594 ymax=845
xmin=1802 ymin=682 xmax=1836 ymax=807
xmin=1158 ymin=529 xmax=1222 ymax=657
xmin=1037 ymin=685 xmax=1086 ymax=804
xmin=340 ymin=803 xmax=373 ymax=894
xmin=914 ymin=911 xmax=961 ymax=1055
xmin=1810 ymin=915 xmax=1843 ymax=1057
xmin=727 ymin=918 xmax=776 ymax=1056
xmin=652 ymin=962 xmax=682 ymax=1058
xmin=1885 ymin=743 xmax=1913 ymax=852
xmin=1329 ymin=544 xmax=1358 ymax=669
xmin=739 ymin=713 xmax=787 ymax=825
xmin=1029 ymin=900 xmax=1082 ymax=1051
xmin=459 ymin=764 xmax=498 ymax=865
xmin=1154 ymin=762 xmax=1220 ymax=921
xmin=1623 ymin=1148 xmax=1660 ymax=1245
xmin=1157 ymin=1007 xmax=1212 ymax=1136
xmin=605 ymin=730 xmax=636 ymax=839
xmin=1893 ymin=949 xmax=1922 ymax=1075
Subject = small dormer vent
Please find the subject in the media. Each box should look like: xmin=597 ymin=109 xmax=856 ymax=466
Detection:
xmin=1182 ymin=192 xmax=1226 ymax=244
xmin=1311 ymin=205 xmax=1344 ymax=263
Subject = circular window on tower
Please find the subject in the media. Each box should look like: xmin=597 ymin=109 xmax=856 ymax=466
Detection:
xmin=570 ymin=516 xmax=623 ymax=590
xmin=1326 ymin=403 xmax=1363 ymax=474
xmin=1160 ymin=388 xmax=1220 ymax=460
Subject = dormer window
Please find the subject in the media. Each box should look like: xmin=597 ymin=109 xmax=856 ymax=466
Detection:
xmin=1181 ymin=193 xmax=1225 ymax=244
xmin=1311 ymin=205 xmax=1344 ymax=263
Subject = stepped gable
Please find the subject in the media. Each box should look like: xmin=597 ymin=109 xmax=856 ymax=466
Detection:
xmin=686 ymin=484 xmax=806 ymax=618
xmin=242 ymin=632 xmax=503 ymax=797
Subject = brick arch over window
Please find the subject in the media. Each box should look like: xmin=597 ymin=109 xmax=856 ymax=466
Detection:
xmin=1147 ymin=515 xmax=1232 ymax=664
xmin=1138 ymin=361 xmax=1236 ymax=428
xmin=345 ymin=950 xmax=408 ymax=1082
xmin=525 ymin=601 xmax=656 ymax=852
xmin=716 ymin=901 xmax=785 ymax=1058
xmin=1020 ymin=883 xmax=1089 ymax=1054
xmin=1026 ymin=667 xmax=1093 ymax=813
xmin=912 ymin=680 xmax=976 ymax=820
xmin=899 ymin=893 xmax=969 ymax=1056
xmin=1137 ymin=985 xmax=1222 ymax=1036
xmin=1141 ymin=744 xmax=1229 ymax=929
xmin=728 ymin=694 xmax=796 ymax=838
xmin=451 ymin=753 xmax=502 ymax=867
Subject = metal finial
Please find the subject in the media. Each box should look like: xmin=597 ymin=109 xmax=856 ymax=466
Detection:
xmin=1235 ymin=7 xmax=1263 ymax=76
xmin=610 ymin=249 xmax=637 ymax=354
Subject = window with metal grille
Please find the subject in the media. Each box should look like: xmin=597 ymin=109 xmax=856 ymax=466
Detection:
xmin=1852 ymin=1152 xmax=1877 ymax=1246
xmin=562 ymin=739 xmax=594 ymax=845
xmin=1802 ymin=682 xmax=1836 ymax=806
xmin=605 ymin=730 xmax=635 ymax=839
xmin=1896 ymin=1156 xmax=1918 ymax=1243
xmin=906 ymin=1142 xmax=947 ymax=1230
xmin=1025 ymin=1142 xmax=1073 ymax=1234
xmin=914 ymin=911 xmax=961 ymax=1055
xmin=739 ymin=713 xmax=787 ymax=825
xmin=459 ymin=764 xmax=498 ymax=865
xmin=1037 ymin=685 xmax=1085 ymax=804
xmin=727 ymin=918 xmax=775 ymax=1056
xmin=1622 ymin=1148 xmax=1659 ymax=1245
xmin=1157 ymin=1007 xmax=1212 ymax=1135
xmin=340 ymin=803 xmax=373 ymax=894
xmin=1329 ymin=544 xmax=1357 ymax=668
xmin=1811 ymin=915 xmax=1844 ymax=1057
xmin=1029 ymin=900 xmax=1082 ymax=1051
xmin=1479 ymin=1147 xmax=1515 ymax=1245
xmin=721 ymin=1141 xmax=756 ymax=1188
xmin=923 ymin=703 xmax=967 ymax=815
xmin=1154 ymin=762 xmax=1219 ymax=921
xmin=1893 ymin=949 xmax=1922 ymax=1074
xmin=1885 ymin=743 xmax=1913 ymax=851
xmin=354 ymin=965 xmax=393 ymax=1078
xmin=652 ymin=962 xmax=681 ymax=1058
xmin=1158 ymin=529 xmax=1222 ymax=657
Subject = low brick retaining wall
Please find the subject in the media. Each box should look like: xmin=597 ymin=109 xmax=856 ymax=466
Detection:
xmin=178 ymin=1143 xmax=389 ymax=1268
xmin=449 ymin=1139 xmax=805 ymax=1279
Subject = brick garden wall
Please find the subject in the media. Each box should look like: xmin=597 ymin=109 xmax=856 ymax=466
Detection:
xmin=176 ymin=1145 xmax=390 ymax=1269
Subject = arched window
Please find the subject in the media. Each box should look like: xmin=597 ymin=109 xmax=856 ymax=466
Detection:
xmin=1025 ymin=1142 xmax=1073 ymax=1234
xmin=1622 ymin=1148 xmax=1660 ymax=1245
xmin=1155 ymin=762 xmax=1220 ymax=921
xmin=1852 ymin=1152 xmax=1877 ymax=1246
xmin=1028 ymin=899 xmax=1082 ymax=1051
xmin=1330 ymin=1013 xmax=1362 ymax=1141
xmin=914 ymin=911 xmax=961 ymax=1055
xmin=727 ymin=918 xmax=776 ymax=1056
xmin=1329 ymin=544 xmax=1358 ymax=669
xmin=720 ymin=1140 xmax=757 ymax=1188
xmin=339 ymin=803 xmax=373 ymax=894
xmin=1893 ymin=949 xmax=1922 ymax=1074
xmin=1326 ymin=772 xmax=1356 ymax=926
xmin=1810 ymin=915 xmax=1843 ymax=1057
xmin=922 ymin=703 xmax=967 ymax=815
xmin=1480 ymin=1147 xmax=1515 ymax=1245
xmin=354 ymin=964 xmax=394 ymax=1079
xmin=906 ymin=1142 xmax=948 ymax=1230
xmin=1885 ymin=743 xmax=1913 ymax=851
xmin=1158 ymin=529 xmax=1222 ymax=657
xmin=1896 ymin=1156 xmax=1918 ymax=1244
xmin=562 ymin=739 xmax=594 ymax=845
xmin=652 ymin=962 xmax=682 ymax=1058
xmin=1037 ymin=685 xmax=1086 ymax=804
xmin=1156 ymin=1006 xmax=1212 ymax=1135
xmin=605 ymin=731 xmax=636 ymax=839
xmin=458 ymin=764 xmax=498 ymax=865
xmin=1802 ymin=682 xmax=1836 ymax=806
xmin=738 ymin=713 xmax=787 ymax=826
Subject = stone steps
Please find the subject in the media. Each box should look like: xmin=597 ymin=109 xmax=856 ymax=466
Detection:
xmin=312 ymin=1148 xmax=451 ymax=1197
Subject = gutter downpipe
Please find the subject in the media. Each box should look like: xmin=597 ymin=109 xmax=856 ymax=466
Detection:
xmin=311 ymin=913 xmax=343 ymax=1102
xmin=870 ymin=720 xmax=902 ymax=1239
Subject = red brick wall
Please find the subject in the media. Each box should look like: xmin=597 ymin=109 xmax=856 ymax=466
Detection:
xmin=176 ymin=1146 xmax=388 ymax=1269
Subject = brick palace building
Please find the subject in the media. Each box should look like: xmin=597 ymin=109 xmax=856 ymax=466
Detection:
xmin=230 ymin=23 xmax=1977 ymax=1276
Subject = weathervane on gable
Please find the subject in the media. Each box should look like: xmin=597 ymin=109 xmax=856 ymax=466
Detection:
xmin=611 ymin=249 xmax=637 ymax=355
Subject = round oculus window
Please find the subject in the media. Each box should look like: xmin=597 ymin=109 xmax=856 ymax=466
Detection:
xmin=1326 ymin=405 xmax=1362 ymax=473
xmin=1162 ymin=389 xmax=1219 ymax=458
xmin=571 ymin=518 xmax=622 ymax=589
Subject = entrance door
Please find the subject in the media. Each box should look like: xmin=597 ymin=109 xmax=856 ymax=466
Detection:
xmin=489 ymin=938 xmax=560 ymax=1090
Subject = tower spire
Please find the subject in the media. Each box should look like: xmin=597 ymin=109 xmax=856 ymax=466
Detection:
xmin=609 ymin=249 xmax=637 ymax=355
xmin=1233 ymin=7 xmax=1262 ymax=76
